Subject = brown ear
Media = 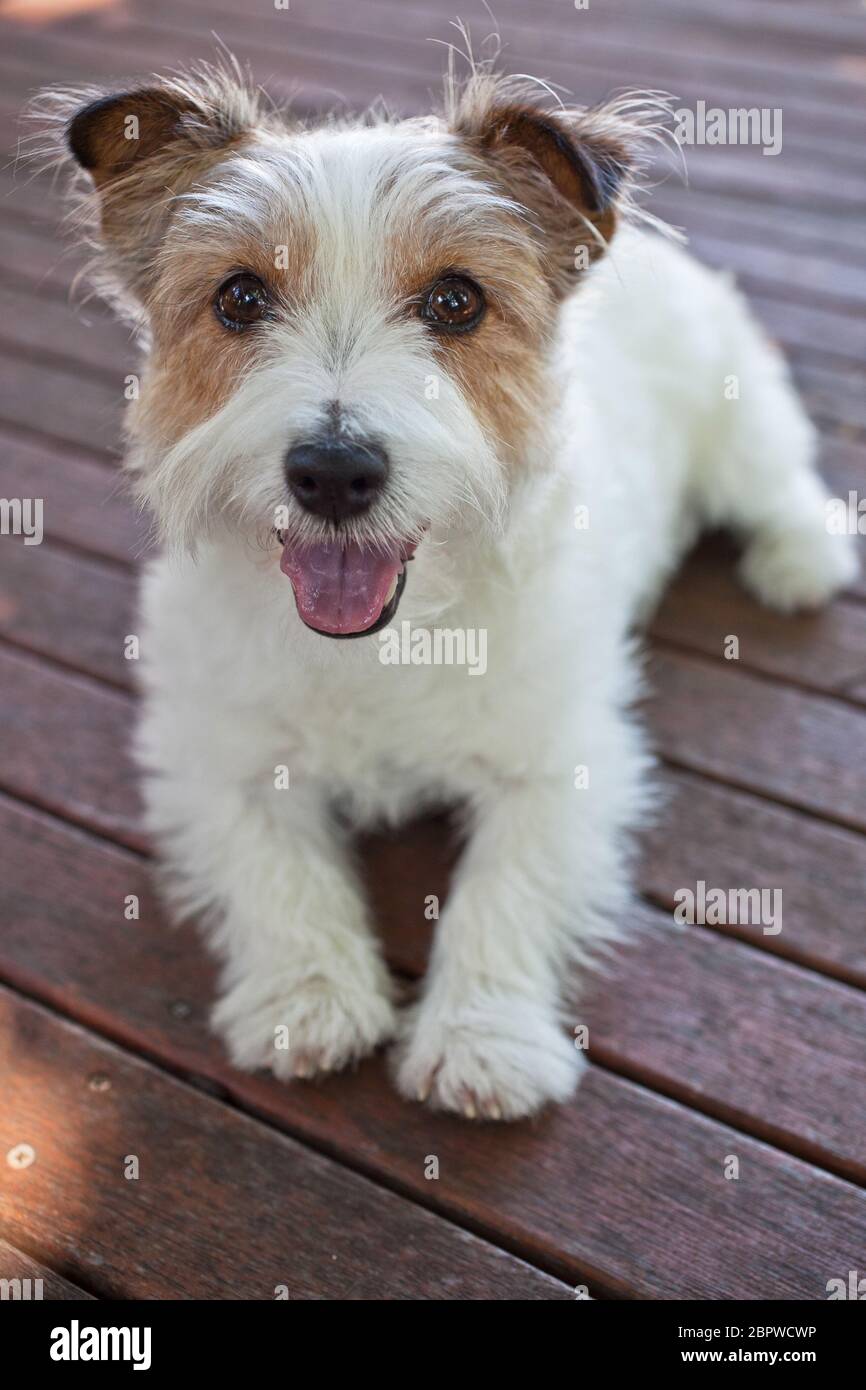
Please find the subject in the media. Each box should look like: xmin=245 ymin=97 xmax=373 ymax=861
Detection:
xmin=67 ymin=89 xmax=201 ymax=188
xmin=58 ymin=71 xmax=264 ymax=300
xmin=476 ymin=104 xmax=628 ymax=225
xmin=453 ymin=84 xmax=635 ymax=295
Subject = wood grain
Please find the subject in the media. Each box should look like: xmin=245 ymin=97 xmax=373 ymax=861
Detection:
xmin=647 ymin=651 xmax=866 ymax=831
xmin=2 ymin=788 xmax=865 ymax=1180
xmin=0 ymin=646 xmax=142 ymax=848
xmin=0 ymin=1238 xmax=95 ymax=1300
xmin=0 ymin=988 xmax=571 ymax=1300
xmin=0 ymin=798 xmax=863 ymax=1297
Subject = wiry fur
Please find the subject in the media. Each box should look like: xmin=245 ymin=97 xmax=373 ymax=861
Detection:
xmin=35 ymin=54 xmax=857 ymax=1120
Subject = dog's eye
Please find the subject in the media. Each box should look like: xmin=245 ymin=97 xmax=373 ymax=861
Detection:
xmin=423 ymin=276 xmax=485 ymax=333
xmin=214 ymin=273 xmax=269 ymax=329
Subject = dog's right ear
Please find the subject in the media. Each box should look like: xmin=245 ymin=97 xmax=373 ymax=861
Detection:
xmin=45 ymin=68 xmax=266 ymax=300
xmin=67 ymin=88 xmax=206 ymax=188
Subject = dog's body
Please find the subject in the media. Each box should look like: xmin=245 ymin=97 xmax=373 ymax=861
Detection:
xmin=47 ymin=62 xmax=856 ymax=1119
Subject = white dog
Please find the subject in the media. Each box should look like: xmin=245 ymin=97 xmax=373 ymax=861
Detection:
xmin=46 ymin=58 xmax=855 ymax=1120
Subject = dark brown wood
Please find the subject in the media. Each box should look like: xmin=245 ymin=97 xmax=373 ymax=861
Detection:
xmin=0 ymin=426 xmax=146 ymax=565
xmin=4 ymin=0 xmax=866 ymax=154
xmin=0 ymin=988 xmax=571 ymax=1299
xmin=0 ymin=537 xmax=136 ymax=688
xmin=2 ymin=780 xmax=866 ymax=1180
xmin=0 ymin=283 xmax=133 ymax=386
xmin=649 ymin=539 xmax=866 ymax=696
xmin=0 ymin=646 xmax=143 ymax=848
xmin=0 ymin=795 xmax=863 ymax=1299
xmin=0 ymin=345 xmax=121 ymax=455
xmin=641 ymin=769 xmax=866 ymax=986
xmin=0 ymin=1238 xmax=95 ymax=1300
xmin=647 ymin=650 xmax=866 ymax=832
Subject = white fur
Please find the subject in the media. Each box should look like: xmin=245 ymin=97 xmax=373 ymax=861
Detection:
xmin=131 ymin=124 xmax=856 ymax=1121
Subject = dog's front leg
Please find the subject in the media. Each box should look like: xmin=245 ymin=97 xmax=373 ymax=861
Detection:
xmin=392 ymin=772 xmax=628 ymax=1121
xmin=196 ymin=787 xmax=397 ymax=1080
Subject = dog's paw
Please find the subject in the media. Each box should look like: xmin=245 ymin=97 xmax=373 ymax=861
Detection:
xmin=739 ymin=525 xmax=858 ymax=613
xmin=212 ymin=966 xmax=397 ymax=1081
xmin=391 ymin=990 xmax=583 ymax=1121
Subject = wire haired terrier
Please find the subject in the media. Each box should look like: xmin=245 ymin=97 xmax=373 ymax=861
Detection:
xmin=42 ymin=54 xmax=856 ymax=1120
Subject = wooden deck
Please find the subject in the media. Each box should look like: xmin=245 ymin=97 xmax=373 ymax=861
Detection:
xmin=0 ymin=0 xmax=864 ymax=1301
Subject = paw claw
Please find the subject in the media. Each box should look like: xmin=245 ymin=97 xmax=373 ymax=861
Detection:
xmin=213 ymin=969 xmax=397 ymax=1081
xmin=392 ymin=993 xmax=584 ymax=1121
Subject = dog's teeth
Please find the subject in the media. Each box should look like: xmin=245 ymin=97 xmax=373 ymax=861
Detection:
xmin=385 ymin=573 xmax=399 ymax=604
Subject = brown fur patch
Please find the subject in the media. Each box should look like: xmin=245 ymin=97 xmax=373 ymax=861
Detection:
xmin=386 ymin=213 xmax=555 ymax=463
xmin=450 ymin=84 xmax=635 ymax=298
xmin=137 ymin=216 xmax=316 ymax=446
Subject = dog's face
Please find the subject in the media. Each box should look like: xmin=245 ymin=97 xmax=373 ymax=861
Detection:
xmin=62 ymin=68 xmax=635 ymax=636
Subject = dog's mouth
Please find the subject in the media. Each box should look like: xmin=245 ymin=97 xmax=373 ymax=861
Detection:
xmin=277 ymin=532 xmax=418 ymax=638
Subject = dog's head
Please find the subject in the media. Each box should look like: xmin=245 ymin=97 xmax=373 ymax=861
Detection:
xmin=52 ymin=61 xmax=656 ymax=636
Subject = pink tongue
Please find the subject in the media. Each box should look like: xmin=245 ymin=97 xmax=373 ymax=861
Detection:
xmin=280 ymin=538 xmax=402 ymax=635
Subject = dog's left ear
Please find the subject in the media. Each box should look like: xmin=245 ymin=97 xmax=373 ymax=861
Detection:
xmin=452 ymin=82 xmax=638 ymax=295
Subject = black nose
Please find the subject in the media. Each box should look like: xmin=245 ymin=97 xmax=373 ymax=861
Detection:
xmin=285 ymin=436 xmax=389 ymax=522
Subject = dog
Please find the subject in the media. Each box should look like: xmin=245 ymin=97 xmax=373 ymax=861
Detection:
xmin=42 ymin=56 xmax=856 ymax=1120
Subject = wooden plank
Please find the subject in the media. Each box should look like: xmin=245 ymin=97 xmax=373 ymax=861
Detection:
xmin=0 ymin=795 xmax=863 ymax=1298
xmin=0 ymin=645 xmax=142 ymax=848
xmin=649 ymin=539 xmax=866 ymax=695
xmin=4 ymin=0 xmax=866 ymax=145
xmin=641 ymin=768 xmax=866 ymax=986
xmin=795 ymin=360 xmax=866 ymax=434
xmin=584 ymin=908 xmax=866 ymax=1179
xmin=0 ymin=348 xmax=121 ymax=455
xmin=0 ymin=537 xmax=136 ymax=688
xmin=0 ymin=1238 xmax=95 ymax=1301
xmin=647 ymin=650 xmax=866 ymax=831
xmin=0 ymin=427 xmax=146 ymax=565
xmin=360 ymin=819 xmax=866 ymax=1180
xmin=2 ymin=728 xmax=866 ymax=1179
xmin=0 ymin=988 xmax=569 ymax=1299
xmin=680 ymin=229 xmax=866 ymax=312
xmin=820 ymin=435 xmax=866 ymax=600
xmin=0 ymin=281 xmax=134 ymax=383
xmin=750 ymin=292 xmax=866 ymax=367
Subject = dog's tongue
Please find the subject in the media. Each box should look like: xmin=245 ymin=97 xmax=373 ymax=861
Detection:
xmin=280 ymin=537 xmax=402 ymax=635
